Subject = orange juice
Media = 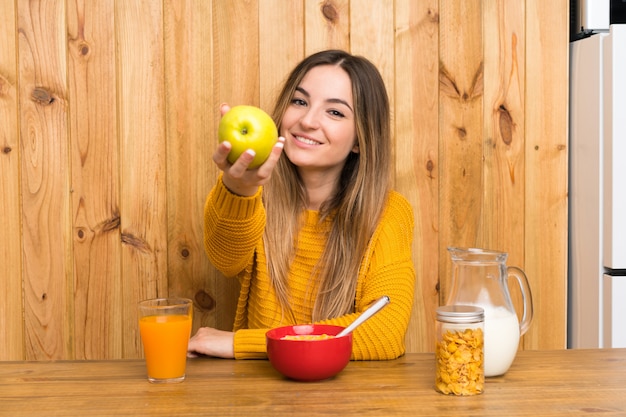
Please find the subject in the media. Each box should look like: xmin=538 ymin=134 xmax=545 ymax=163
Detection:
xmin=139 ymin=314 xmax=192 ymax=381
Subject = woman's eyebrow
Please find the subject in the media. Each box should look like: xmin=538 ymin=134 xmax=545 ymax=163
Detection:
xmin=295 ymin=86 xmax=310 ymax=97
xmin=295 ymin=86 xmax=354 ymax=113
xmin=327 ymin=98 xmax=353 ymax=113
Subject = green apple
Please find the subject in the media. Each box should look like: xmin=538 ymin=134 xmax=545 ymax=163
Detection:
xmin=218 ymin=105 xmax=278 ymax=169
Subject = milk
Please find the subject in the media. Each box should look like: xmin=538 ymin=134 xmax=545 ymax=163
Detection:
xmin=482 ymin=306 xmax=520 ymax=377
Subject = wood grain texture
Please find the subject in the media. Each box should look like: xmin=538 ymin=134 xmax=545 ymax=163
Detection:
xmin=259 ymin=0 xmax=304 ymax=111
xmin=163 ymin=0 xmax=217 ymax=337
xmin=0 ymin=1 xmax=570 ymax=359
xmin=524 ymin=0 xmax=569 ymax=349
xmin=350 ymin=0 xmax=394 ymax=94
xmin=2 ymin=349 xmax=626 ymax=416
xmin=481 ymin=0 xmax=525 ymax=263
xmin=116 ymin=0 xmax=168 ymax=358
xmin=305 ymin=0 xmax=350 ymax=54
xmin=0 ymin=0 xmax=23 ymax=361
xmin=67 ymin=0 xmax=122 ymax=360
xmin=213 ymin=0 xmax=260 ymax=107
xmin=394 ymin=0 xmax=440 ymax=352
xmin=18 ymin=0 xmax=72 ymax=361
xmin=438 ymin=0 xmax=485 ymax=300
xmin=481 ymin=0 xmax=528 ymax=347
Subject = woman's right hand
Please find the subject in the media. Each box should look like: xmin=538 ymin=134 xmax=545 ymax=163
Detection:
xmin=187 ymin=327 xmax=235 ymax=359
xmin=213 ymin=103 xmax=284 ymax=197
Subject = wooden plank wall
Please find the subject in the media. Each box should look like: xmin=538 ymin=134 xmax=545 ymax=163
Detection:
xmin=0 ymin=0 xmax=568 ymax=360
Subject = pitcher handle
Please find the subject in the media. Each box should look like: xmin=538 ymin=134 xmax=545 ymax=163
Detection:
xmin=507 ymin=266 xmax=534 ymax=336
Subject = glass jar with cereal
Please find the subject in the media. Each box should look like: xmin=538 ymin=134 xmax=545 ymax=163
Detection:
xmin=435 ymin=305 xmax=485 ymax=396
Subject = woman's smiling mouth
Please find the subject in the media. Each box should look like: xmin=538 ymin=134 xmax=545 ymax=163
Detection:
xmin=294 ymin=135 xmax=320 ymax=145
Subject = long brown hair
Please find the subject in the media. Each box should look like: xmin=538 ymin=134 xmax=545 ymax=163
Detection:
xmin=263 ymin=50 xmax=391 ymax=321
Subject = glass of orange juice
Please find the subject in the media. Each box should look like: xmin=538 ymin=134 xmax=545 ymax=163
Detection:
xmin=138 ymin=297 xmax=193 ymax=383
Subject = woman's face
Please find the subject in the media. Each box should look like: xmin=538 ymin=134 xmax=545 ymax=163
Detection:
xmin=280 ymin=65 xmax=358 ymax=177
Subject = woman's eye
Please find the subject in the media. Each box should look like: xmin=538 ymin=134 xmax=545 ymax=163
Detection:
xmin=329 ymin=109 xmax=345 ymax=118
xmin=291 ymin=98 xmax=307 ymax=106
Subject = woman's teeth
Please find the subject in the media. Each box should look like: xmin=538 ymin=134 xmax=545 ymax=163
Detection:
xmin=295 ymin=136 xmax=319 ymax=145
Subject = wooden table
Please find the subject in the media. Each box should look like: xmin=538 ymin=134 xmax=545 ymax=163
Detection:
xmin=2 ymin=349 xmax=625 ymax=416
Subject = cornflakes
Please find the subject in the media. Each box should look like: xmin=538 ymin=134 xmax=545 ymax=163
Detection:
xmin=281 ymin=334 xmax=335 ymax=341
xmin=435 ymin=328 xmax=484 ymax=396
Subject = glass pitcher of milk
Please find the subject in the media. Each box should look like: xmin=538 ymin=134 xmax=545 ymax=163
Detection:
xmin=445 ymin=247 xmax=533 ymax=377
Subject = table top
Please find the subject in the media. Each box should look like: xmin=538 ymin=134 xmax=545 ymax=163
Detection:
xmin=2 ymin=349 xmax=626 ymax=416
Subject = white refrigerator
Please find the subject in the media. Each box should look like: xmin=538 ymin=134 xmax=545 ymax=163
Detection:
xmin=569 ymin=24 xmax=626 ymax=348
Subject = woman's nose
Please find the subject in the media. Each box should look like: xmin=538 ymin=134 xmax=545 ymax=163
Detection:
xmin=299 ymin=108 xmax=320 ymax=129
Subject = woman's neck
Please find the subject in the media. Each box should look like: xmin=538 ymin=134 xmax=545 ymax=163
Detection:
xmin=299 ymin=169 xmax=340 ymax=211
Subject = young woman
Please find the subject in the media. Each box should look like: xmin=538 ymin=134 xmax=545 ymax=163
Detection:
xmin=188 ymin=50 xmax=415 ymax=360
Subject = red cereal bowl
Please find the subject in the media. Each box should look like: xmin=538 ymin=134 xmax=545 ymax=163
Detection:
xmin=266 ymin=324 xmax=353 ymax=382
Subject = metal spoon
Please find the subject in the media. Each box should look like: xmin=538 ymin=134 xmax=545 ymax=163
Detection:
xmin=336 ymin=295 xmax=390 ymax=338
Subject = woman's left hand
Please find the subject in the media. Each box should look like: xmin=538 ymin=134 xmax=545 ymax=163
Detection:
xmin=187 ymin=327 xmax=235 ymax=359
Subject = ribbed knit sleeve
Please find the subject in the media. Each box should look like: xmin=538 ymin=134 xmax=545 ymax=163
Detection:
xmin=203 ymin=174 xmax=266 ymax=277
xmin=233 ymin=328 xmax=268 ymax=359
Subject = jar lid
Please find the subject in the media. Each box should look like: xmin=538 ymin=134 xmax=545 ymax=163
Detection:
xmin=436 ymin=305 xmax=484 ymax=323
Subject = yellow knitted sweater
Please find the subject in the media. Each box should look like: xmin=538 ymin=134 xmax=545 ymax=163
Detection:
xmin=204 ymin=177 xmax=415 ymax=360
